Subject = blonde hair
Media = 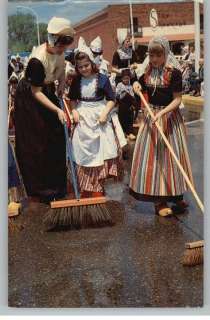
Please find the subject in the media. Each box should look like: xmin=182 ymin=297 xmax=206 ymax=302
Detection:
xmin=148 ymin=42 xmax=165 ymax=56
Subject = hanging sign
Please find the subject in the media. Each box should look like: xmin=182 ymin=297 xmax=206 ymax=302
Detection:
xmin=149 ymin=8 xmax=158 ymax=29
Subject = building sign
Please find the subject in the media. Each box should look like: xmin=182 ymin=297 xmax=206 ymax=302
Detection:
xmin=149 ymin=8 xmax=158 ymax=29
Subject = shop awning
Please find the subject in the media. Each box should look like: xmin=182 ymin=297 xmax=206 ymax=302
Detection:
xmin=135 ymin=33 xmax=196 ymax=44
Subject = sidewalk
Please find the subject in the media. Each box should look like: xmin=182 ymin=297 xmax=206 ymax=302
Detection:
xmin=8 ymin=121 xmax=203 ymax=308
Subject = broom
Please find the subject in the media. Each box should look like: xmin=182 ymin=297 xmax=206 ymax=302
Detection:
xmin=8 ymin=102 xmax=26 ymax=232
xmin=135 ymin=88 xmax=204 ymax=266
xmin=43 ymin=98 xmax=113 ymax=230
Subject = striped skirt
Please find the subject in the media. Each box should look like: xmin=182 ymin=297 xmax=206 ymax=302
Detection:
xmin=76 ymin=157 xmax=123 ymax=193
xmin=129 ymin=106 xmax=193 ymax=198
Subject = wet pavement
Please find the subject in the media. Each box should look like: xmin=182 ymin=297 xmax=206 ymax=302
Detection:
xmin=8 ymin=118 xmax=203 ymax=308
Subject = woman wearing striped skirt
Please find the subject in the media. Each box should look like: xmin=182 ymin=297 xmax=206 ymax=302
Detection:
xmin=130 ymin=37 xmax=193 ymax=216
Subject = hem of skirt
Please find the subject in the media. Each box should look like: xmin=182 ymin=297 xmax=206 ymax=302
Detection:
xmin=129 ymin=188 xmax=184 ymax=202
xmin=76 ymin=157 xmax=123 ymax=192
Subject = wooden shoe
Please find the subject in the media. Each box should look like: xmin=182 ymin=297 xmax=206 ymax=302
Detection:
xmin=155 ymin=202 xmax=173 ymax=217
xmin=91 ymin=191 xmax=104 ymax=197
xmin=8 ymin=202 xmax=21 ymax=217
xmin=81 ymin=191 xmax=91 ymax=198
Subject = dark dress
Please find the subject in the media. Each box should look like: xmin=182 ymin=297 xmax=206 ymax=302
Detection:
xmin=139 ymin=67 xmax=182 ymax=107
xmin=8 ymin=141 xmax=20 ymax=189
xmin=116 ymin=83 xmax=138 ymax=135
xmin=112 ymin=49 xmax=138 ymax=85
xmin=14 ymin=58 xmax=66 ymax=201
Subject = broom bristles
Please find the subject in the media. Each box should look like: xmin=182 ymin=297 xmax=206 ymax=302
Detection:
xmin=43 ymin=203 xmax=113 ymax=230
xmin=182 ymin=244 xmax=204 ymax=266
xmin=8 ymin=217 xmax=24 ymax=233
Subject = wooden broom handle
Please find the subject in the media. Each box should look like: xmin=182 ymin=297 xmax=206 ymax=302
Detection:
xmin=136 ymin=89 xmax=204 ymax=213
xmin=8 ymin=93 xmax=13 ymax=129
xmin=8 ymin=107 xmax=12 ymax=129
xmin=63 ymin=99 xmax=72 ymax=122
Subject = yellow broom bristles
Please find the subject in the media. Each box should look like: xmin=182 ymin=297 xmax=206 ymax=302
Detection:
xmin=182 ymin=242 xmax=204 ymax=266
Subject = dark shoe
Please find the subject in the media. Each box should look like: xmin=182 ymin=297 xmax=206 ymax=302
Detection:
xmin=40 ymin=192 xmax=66 ymax=204
xmin=171 ymin=200 xmax=189 ymax=213
xmin=122 ymin=150 xmax=129 ymax=160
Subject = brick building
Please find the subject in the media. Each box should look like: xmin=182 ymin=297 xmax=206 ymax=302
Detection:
xmin=73 ymin=1 xmax=203 ymax=64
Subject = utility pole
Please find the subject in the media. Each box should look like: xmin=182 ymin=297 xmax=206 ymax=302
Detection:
xmin=129 ymin=0 xmax=135 ymax=50
xmin=194 ymin=0 xmax=201 ymax=73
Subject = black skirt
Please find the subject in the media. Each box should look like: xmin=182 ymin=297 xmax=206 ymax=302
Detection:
xmin=14 ymin=79 xmax=66 ymax=200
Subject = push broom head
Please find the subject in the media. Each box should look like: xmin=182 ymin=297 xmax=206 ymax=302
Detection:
xmin=43 ymin=197 xmax=114 ymax=230
xmin=182 ymin=240 xmax=204 ymax=266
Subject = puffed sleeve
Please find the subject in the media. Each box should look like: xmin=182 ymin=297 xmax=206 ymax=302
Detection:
xmin=68 ymin=76 xmax=80 ymax=100
xmin=25 ymin=58 xmax=45 ymax=87
xmin=112 ymin=51 xmax=120 ymax=67
xmin=103 ymin=76 xmax=116 ymax=101
xmin=139 ymin=74 xmax=146 ymax=91
xmin=131 ymin=50 xmax=138 ymax=63
xmin=171 ymin=68 xmax=182 ymax=93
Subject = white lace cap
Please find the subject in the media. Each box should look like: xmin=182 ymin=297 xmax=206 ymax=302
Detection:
xmin=47 ymin=17 xmax=75 ymax=37
xmin=117 ymin=29 xmax=128 ymax=45
xmin=90 ymin=36 xmax=102 ymax=53
xmin=76 ymin=36 xmax=95 ymax=62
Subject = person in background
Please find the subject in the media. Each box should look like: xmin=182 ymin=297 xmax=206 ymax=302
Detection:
xmin=14 ymin=17 xmax=75 ymax=203
xmin=8 ymin=72 xmax=19 ymax=109
xmin=184 ymin=42 xmax=195 ymax=64
xmin=15 ymin=54 xmax=24 ymax=75
xmin=181 ymin=61 xmax=191 ymax=94
xmin=90 ymin=36 xmax=109 ymax=76
xmin=112 ymin=30 xmax=138 ymax=85
xmin=65 ymin=49 xmax=75 ymax=72
xmin=8 ymin=56 xmax=18 ymax=79
xmin=116 ymin=68 xmax=138 ymax=141
xmin=189 ymin=58 xmax=204 ymax=97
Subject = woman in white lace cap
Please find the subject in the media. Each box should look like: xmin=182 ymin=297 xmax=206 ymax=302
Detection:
xmin=68 ymin=37 xmax=126 ymax=198
xmin=130 ymin=36 xmax=193 ymax=217
xmin=14 ymin=17 xmax=75 ymax=203
xmin=112 ymin=29 xmax=138 ymax=85
xmin=90 ymin=36 xmax=109 ymax=76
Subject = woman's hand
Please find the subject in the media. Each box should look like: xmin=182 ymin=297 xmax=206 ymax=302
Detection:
xmin=57 ymin=109 xmax=67 ymax=124
xmin=130 ymin=63 xmax=138 ymax=70
xmin=133 ymin=81 xmax=142 ymax=94
xmin=72 ymin=109 xmax=80 ymax=124
xmin=152 ymin=110 xmax=165 ymax=124
xmin=99 ymin=110 xmax=108 ymax=125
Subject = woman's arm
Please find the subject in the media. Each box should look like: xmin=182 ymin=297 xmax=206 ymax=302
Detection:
xmin=105 ymin=100 xmax=115 ymax=113
xmin=68 ymin=100 xmax=80 ymax=124
xmin=111 ymin=66 xmax=122 ymax=75
xmin=31 ymin=86 xmax=66 ymax=124
xmin=57 ymin=72 xmax=65 ymax=97
xmin=111 ymin=51 xmax=122 ymax=75
xmin=162 ymin=92 xmax=182 ymax=114
xmin=99 ymin=75 xmax=116 ymax=123
xmin=153 ymin=92 xmax=182 ymax=123
xmin=99 ymin=100 xmax=115 ymax=124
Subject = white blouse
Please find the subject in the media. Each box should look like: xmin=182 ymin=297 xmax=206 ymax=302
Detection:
xmin=29 ymin=43 xmax=65 ymax=83
xmin=81 ymin=76 xmax=97 ymax=99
